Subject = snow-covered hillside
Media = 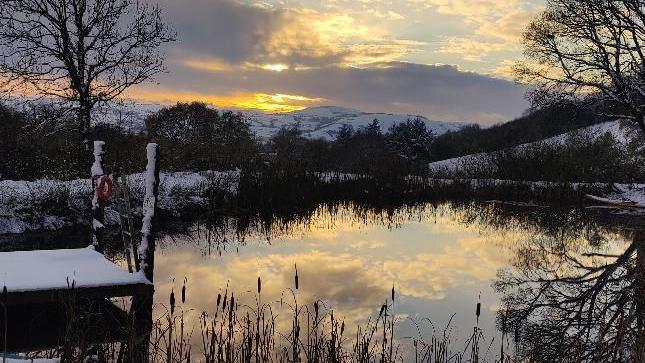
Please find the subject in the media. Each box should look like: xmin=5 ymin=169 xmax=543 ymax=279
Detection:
xmin=96 ymin=104 xmax=463 ymax=140
xmin=429 ymin=120 xmax=640 ymax=175
xmin=244 ymin=106 xmax=463 ymax=140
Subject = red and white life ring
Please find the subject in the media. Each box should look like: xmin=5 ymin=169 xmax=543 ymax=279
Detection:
xmin=97 ymin=175 xmax=113 ymax=202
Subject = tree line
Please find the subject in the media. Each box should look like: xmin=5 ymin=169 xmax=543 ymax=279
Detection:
xmin=0 ymin=101 xmax=437 ymax=180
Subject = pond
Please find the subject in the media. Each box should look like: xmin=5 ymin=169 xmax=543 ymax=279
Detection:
xmin=2 ymin=199 xmax=641 ymax=361
xmin=139 ymin=200 xmax=640 ymax=361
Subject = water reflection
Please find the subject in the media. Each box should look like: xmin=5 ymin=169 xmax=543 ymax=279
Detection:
xmin=495 ymin=220 xmax=642 ymax=361
xmin=150 ymin=202 xmax=637 ymax=359
xmin=4 ymin=199 xmax=639 ymax=361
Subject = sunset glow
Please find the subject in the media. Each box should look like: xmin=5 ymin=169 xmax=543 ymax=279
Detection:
xmin=125 ymin=0 xmax=543 ymax=123
xmin=131 ymin=88 xmax=324 ymax=113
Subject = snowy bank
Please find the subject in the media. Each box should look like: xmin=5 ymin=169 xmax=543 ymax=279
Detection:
xmin=0 ymin=170 xmax=239 ymax=234
xmin=587 ymin=184 xmax=645 ymax=208
xmin=3 ymin=357 xmax=60 ymax=363
xmin=429 ymin=120 xmax=639 ymax=176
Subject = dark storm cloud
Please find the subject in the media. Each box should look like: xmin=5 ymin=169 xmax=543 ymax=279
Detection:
xmin=150 ymin=61 xmax=529 ymax=124
xmin=159 ymin=0 xmax=282 ymax=63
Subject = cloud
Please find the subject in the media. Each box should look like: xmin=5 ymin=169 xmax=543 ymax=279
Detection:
xmin=160 ymin=0 xmax=420 ymax=69
xmin=120 ymin=0 xmax=535 ymax=123
xmin=135 ymin=61 xmax=528 ymax=124
xmin=475 ymin=9 xmax=538 ymax=42
xmin=436 ymin=37 xmax=510 ymax=62
xmin=424 ymin=0 xmax=544 ymax=63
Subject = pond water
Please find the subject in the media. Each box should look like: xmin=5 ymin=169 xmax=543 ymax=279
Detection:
xmin=146 ymin=201 xmax=635 ymax=360
xmin=2 ymin=199 xmax=640 ymax=361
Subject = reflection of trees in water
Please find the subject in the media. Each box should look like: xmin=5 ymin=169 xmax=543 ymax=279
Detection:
xmin=160 ymin=201 xmax=444 ymax=256
xmin=468 ymin=203 xmax=645 ymax=362
xmin=159 ymin=194 xmax=645 ymax=361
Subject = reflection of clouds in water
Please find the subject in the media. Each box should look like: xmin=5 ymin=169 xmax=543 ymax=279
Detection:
xmin=154 ymin=251 xmax=390 ymax=323
xmin=384 ymin=235 xmax=510 ymax=299
xmin=153 ymin=212 xmax=512 ymax=329
xmin=149 ymin=205 xmax=543 ymax=359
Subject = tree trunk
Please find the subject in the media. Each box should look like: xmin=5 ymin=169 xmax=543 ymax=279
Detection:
xmin=78 ymin=100 xmax=93 ymax=173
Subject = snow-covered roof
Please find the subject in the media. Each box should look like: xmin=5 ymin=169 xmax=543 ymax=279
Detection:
xmin=0 ymin=247 xmax=149 ymax=293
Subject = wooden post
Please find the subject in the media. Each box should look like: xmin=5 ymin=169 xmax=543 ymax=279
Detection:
xmin=91 ymin=141 xmax=106 ymax=251
xmin=132 ymin=143 xmax=159 ymax=363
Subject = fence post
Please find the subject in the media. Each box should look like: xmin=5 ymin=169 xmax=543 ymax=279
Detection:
xmin=91 ymin=141 xmax=106 ymax=251
xmin=138 ymin=143 xmax=159 ymax=282
xmin=132 ymin=143 xmax=159 ymax=363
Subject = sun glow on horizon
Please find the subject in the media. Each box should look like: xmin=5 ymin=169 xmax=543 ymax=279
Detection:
xmin=130 ymin=89 xmax=325 ymax=113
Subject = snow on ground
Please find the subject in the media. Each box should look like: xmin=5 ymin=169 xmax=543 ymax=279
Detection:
xmin=428 ymin=120 xmax=645 ymax=208
xmin=3 ymin=358 xmax=60 ymax=363
xmin=0 ymin=170 xmax=239 ymax=234
xmin=596 ymin=184 xmax=645 ymax=207
xmin=429 ymin=120 xmax=639 ymax=175
xmin=0 ymin=247 xmax=149 ymax=292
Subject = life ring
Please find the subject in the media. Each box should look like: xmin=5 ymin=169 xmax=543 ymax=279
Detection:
xmin=97 ymin=175 xmax=113 ymax=202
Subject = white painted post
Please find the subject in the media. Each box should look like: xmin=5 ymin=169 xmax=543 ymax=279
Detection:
xmin=91 ymin=141 xmax=106 ymax=250
xmin=138 ymin=143 xmax=159 ymax=281
xmin=133 ymin=143 xmax=159 ymax=363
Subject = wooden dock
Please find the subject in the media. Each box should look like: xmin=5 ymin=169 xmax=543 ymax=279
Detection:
xmin=0 ymin=142 xmax=159 ymax=354
xmin=0 ymin=247 xmax=152 ymax=305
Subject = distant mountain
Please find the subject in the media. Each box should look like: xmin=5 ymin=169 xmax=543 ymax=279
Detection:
xmin=6 ymin=98 xmax=465 ymax=139
xmin=97 ymin=104 xmax=464 ymax=140
xmin=244 ymin=106 xmax=464 ymax=141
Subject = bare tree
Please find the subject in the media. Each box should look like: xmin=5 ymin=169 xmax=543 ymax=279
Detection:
xmin=0 ymin=0 xmax=175 ymax=150
xmin=516 ymin=0 xmax=645 ymax=133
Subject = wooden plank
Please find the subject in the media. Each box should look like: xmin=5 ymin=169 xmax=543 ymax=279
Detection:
xmin=0 ymin=283 xmax=153 ymax=305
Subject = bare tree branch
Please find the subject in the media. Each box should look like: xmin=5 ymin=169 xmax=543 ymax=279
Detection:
xmin=0 ymin=0 xmax=175 ymax=148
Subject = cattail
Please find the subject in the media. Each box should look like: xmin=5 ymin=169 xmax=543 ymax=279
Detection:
xmin=170 ymin=288 xmax=176 ymax=315
xmin=257 ymin=275 xmax=261 ymax=294
xmin=476 ymin=302 xmax=481 ymax=320
xmin=2 ymin=285 xmax=6 ymax=294
xmin=181 ymin=283 xmax=186 ymax=304
xmin=391 ymin=283 xmax=395 ymax=301
xmin=294 ymin=264 xmax=299 ymax=290
xmin=378 ymin=304 xmax=386 ymax=318
xmin=341 ymin=321 xmax=345 ymax=335
xmin=217 ymin=293 xmax=222 ymax=308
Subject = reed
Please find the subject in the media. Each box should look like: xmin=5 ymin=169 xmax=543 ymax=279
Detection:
xmin=20 ymin=268 xmax=516 ymax=363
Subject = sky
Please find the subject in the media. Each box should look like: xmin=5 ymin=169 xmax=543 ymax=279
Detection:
xmin=131 ymin=0 xmax=546 ymax=125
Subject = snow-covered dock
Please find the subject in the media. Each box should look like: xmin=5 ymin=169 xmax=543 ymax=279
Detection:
xmin=0 ymin=247 xmax=151 ymax=304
